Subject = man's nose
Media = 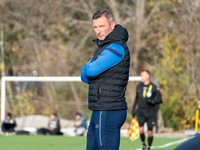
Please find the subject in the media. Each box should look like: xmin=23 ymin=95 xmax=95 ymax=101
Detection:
xmin=96 ymin=28 xmax=101 ymax=34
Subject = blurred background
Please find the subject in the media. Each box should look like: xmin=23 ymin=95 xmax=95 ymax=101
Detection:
xmin=0 ymin=0 xmax=200 ymax=131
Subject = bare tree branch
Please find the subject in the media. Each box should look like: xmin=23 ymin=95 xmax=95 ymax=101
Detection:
xmin=142 ymin=1 xmax=161 ymax=30
xmin=104 ymin=0 xmax=121 ymax=23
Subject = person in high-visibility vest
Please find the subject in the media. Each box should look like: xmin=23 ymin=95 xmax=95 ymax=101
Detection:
xmin=132 ymin=69 xmax=162 ymax=150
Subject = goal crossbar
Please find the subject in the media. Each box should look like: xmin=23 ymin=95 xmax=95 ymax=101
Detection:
xmin=1 ymin=76 xmax=141 ymax=121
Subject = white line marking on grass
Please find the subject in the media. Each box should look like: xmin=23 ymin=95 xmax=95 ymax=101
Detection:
xmin=135 ymin=138 xmax=189 ymax=150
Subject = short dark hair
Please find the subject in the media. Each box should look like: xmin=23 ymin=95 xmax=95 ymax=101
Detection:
xmin=140 ymin=69 xmax=151 ymax=76
xmin=92 ymin=9 xmax=114 ymax=22
xmin=7 ymin=112 xmax=12 ymax=118
xmin=75 ymin=112 xmax=82 ymax=117
xmin=51 ymin=112 xmax=57 ymax=117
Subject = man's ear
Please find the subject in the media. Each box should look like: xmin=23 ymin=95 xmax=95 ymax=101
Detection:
xmin=111 ymin=21 xmax=116 ymax=30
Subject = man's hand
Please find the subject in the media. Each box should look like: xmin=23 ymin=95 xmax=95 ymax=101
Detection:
xmin=48 ymin=126 xmax=54 ymax=131
xmin=146 ymin=99 xmax=155 ymax=105
xmin=74 ymin=121 xmax=81 ymax=127
xmin=132 ymin=108 xmax=137 ymax=118
xmin=132 ymin=112 xmax=136 ymax=118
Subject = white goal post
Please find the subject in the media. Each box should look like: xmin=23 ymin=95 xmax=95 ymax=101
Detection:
xmin=1 ymin=76 xmax=141 ymax=121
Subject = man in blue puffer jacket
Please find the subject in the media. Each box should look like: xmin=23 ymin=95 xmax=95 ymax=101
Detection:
xmin=81 ymin=9 xmax=130 ymax=150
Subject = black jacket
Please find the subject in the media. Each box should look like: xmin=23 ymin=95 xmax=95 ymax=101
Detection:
xmin=132 ymin=82 xmax=162 ymax=116
xmin=1 ymin=117 xmax=17 ymax=130
xmin=88 ymin=24 xmax=130 ymax=111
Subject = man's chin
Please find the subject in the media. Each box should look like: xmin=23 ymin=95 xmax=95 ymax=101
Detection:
xmin=98 ymin=36 xmax=105 ymax=41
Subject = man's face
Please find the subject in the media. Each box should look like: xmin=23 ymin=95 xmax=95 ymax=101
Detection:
xmin=6 ymin=116 xmax=11 ymax=120
xmin=93 ymin=16 xmax=115 ymax=41
xmin=141 ymin=71 xmax=150 ymax=83
xmin=50 ymin=114 xmax=56 ymax=121
xmin=75 ymin=115 xmax=81 ymax=120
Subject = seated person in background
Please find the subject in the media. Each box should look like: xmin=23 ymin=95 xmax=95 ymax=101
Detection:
xmin=66 ymin=112 xmax=87 ymax=136
xmin=1 ymin=112 xmax=17 ymax=135
xmin=74 ymin=112 xmax=87 ymax=135
xmin=37 ymin=113 xmax=62 ymax=135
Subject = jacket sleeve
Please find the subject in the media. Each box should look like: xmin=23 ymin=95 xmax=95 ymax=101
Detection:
xmin=1 ymin=122 xmax=4 ymax=129
xmin=132 ymin=86 xmax=139 ymax=117
xmin=52 ymin=119 xmax=60 ymax=135
xmin=84 ymin=43 xmax=125 ymax=78
xmin=13 ymin=118 xmax=17 ymax=127
xmin=81 ymin=59 xmax=92 ymax=84
xmin=80 ymin=117 xmax=87 ymax=129
xmin=154 ymin=87 xmax=162 ymax=104
xmin=56 ymin=118 xmax=60 ymax=130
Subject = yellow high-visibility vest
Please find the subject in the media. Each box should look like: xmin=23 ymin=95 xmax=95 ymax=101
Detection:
xmin=143 ymin=84 xmax=152 ymax=98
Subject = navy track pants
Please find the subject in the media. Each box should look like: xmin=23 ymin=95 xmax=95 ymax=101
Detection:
xmin=86 ymin=110 xmax=127 ymax=150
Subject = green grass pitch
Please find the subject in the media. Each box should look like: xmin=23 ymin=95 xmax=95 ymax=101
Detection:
xmin=0 ymin=135 xmax=186 ymax=150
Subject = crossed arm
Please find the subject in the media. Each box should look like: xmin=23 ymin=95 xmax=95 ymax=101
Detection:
xmin=81 ymin=43 xmax=125 ymax=84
